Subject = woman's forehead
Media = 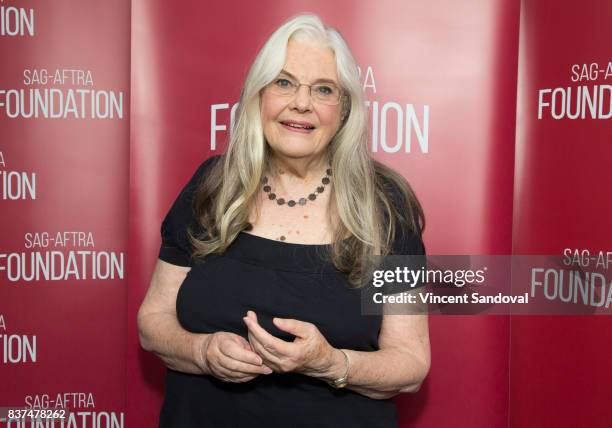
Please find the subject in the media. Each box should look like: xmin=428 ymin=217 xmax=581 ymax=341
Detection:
xmin=283 ymin=38 xmax=338 ymax=83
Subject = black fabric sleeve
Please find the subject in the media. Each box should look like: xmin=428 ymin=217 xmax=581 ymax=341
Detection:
xmin=379 ymin=182 xmax=427 ymax=294
xmin=382 ymin=177 xmax=426 ymax=257
xmin=158 ymin=155 xmax=220 ymax=267
xmin=383 ymin=178 xmax=427 ymax=293
xmin=391 ymin=222 xmax=426 ymax=257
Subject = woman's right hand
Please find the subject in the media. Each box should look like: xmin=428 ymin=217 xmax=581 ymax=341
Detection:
xmin=201 ymin=332 xmax=273 ymax=383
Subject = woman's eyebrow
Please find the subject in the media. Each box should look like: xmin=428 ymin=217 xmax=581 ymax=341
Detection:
xmin=279 ymin=69 xmax=338 ymax=85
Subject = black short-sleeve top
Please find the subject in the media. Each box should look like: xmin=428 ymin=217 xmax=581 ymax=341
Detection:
xmin=157 ymin=155 xmax=425 ymax=428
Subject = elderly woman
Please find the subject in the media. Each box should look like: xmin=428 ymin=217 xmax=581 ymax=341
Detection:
xmin=138 ymin=14 xmax=430 ymax=428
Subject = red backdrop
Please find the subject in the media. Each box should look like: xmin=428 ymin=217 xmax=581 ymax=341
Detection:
xmin=0 ymin=0 xmax=130 ymax=425
xmin=2 ymin=1 xmax=610 ymax=427
xmin=510 ymin=1 xmax=612 ymax=427
xmin=128 ymin=1 xmax=518 ymax=427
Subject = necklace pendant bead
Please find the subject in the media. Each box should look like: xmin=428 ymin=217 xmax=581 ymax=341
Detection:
xmin=298 ymin=198 xmax=307 ymax=205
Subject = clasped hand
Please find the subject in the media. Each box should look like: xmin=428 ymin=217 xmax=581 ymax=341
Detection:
xmin=243 ymin=310 xmax=335 ymax=376
xmin=201 ymin=310 xmax=336 ymax=383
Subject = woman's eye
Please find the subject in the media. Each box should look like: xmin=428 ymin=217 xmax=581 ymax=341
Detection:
xmin=276 ymin=78 xmax=292 ymax=88
xmin=315 ymin=85 xmax=333 ymax=95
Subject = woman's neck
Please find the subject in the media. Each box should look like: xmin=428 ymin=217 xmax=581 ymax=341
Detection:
xmin=268 ymin=153 xmax=328 ymax=179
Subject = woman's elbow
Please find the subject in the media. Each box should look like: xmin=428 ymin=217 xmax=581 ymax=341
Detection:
xmin=399 ymin=356 xmax=431 ymax=394
xmin=136 ymin=309 xmax=154 ymax=352
xmin=399 ymin=381 xmax=423 ymax=394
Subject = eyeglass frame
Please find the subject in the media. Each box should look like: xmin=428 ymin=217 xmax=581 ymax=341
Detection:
xmin=265 ymin=71 xmax=345 ymax=106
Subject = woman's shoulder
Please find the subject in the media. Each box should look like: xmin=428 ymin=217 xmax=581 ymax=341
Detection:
xmin=372 ymin=161 xmax=419 ymax=217
xmin=175 ymin=155 xmax=223 ymax=202
xmin=158 ymin=155 xmax=222 ymax=266
xmin=171 ymin=153 xmax=222 ymax=226
xmin=372 ymin=160 xmax=426 ymax=255
xmin=192 ymin=154 xmax=223 ymax=185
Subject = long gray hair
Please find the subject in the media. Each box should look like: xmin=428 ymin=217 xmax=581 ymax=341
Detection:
xmin=189 ymin=14 xmax=424 ymax=286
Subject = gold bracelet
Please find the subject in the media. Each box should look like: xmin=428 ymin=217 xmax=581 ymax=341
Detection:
xmin=327 ymin=349 xmax=349 ymax=388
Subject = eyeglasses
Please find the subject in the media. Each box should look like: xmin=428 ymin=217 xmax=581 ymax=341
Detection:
xmin=267 ymin=75 xmax=343 ymax=106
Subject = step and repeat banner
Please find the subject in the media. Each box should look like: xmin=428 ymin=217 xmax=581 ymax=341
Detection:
xmin=511 ymin=0 xmax=612 ymax=427
xmin=2 ymin=0 xmax=609 ymax=427
xmin=129 ymin=1 xmax=519 ymax=427
xmin=0 ymin=1 xmax=130 ymax=427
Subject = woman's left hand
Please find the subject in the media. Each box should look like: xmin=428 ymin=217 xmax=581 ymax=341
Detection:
xmin=242 ymin=311 xmax=337 ymax=377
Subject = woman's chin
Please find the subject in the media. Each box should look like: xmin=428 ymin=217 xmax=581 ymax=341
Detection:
xmin=272 ymin=143 xmax=321 ymax=159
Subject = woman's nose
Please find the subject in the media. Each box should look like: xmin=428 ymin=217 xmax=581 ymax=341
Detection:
xmin=291 ymin=85 xmax=313 ymax=111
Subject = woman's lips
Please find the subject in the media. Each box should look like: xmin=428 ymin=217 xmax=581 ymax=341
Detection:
xmin=279 ymin=122 xmax=315 ymax=134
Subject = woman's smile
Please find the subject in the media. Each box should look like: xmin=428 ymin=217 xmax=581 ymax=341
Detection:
xmin=279 ymin=119 xmax=316 ymax=134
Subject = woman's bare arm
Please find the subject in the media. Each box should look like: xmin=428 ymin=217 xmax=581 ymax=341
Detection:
xmin=243 ymin=309 xmax=430 ymax=399
xmin=323 ymin=313 xmax=431 ymax=399
xmin=137 ymin=259 xmax=210 ymax=374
